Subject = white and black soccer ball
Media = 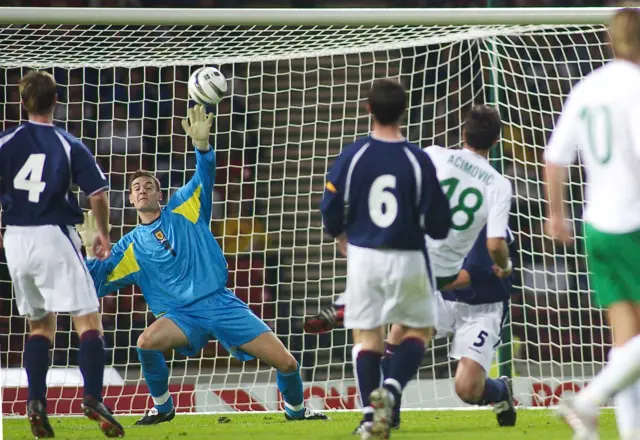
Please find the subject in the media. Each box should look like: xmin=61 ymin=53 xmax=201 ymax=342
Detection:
xmin=188 ymin=66 xmax=227 ymax=106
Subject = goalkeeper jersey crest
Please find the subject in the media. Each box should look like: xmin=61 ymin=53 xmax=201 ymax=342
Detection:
xmin=86 ymin=147 xmax=228 ymax=317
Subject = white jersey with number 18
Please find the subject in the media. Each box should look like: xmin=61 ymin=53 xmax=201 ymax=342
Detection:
xmin=424 ymin=146 xmax=512 ymax=279
xmin=545 ymin=60 xmax=640 ymax=234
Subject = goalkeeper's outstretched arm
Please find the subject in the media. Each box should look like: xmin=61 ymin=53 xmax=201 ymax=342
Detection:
xmin=168 ymin=105 xmax=216 ymax=222
xmin=78 ymin=211 xmax=137 ymax=297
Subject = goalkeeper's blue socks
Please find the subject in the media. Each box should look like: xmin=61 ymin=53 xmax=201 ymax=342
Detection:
xmin=79 ymin=330 xmax=105 ymax=402
xmin=479 ymin=378 xmax=509 ymax=405
xmin=383 ymin=338 xmax=426 ymax=409
xmin=24 ymin=335 xmax=51 ymax=404
xmin=137 ymin=348 xmax=174 ymax=413
xmin=356 ymin=350 xmax=383 ymax=423
xmin=277 ymin=363 xmax=306 ymax=418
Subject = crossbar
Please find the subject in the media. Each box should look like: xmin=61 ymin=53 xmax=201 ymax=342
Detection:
xmin=0 ymin=7 xmax=622 ymax=26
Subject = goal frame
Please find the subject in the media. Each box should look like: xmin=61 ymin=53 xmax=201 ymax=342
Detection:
xmin=0 ymin=6 xmax=622 ymax=26
xmin=0 ymin=6 xmax=617 ymax=414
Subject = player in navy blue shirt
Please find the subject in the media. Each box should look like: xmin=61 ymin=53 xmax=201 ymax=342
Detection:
xmin=320 ymin=79 xmax=451 ymax=439
xmin=0 ymin=71 xmax=122 ymax=438
xmin=305 ymin=226 xmax=517 ymax=430
xmin=426 ymin=227 xmax=517 ymax=427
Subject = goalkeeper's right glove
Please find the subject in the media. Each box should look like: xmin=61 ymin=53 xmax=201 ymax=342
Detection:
xmin=77 ymin=211 xmax=110 ymax=259
xmin=181 ymin=104 xmax=214 ymax=151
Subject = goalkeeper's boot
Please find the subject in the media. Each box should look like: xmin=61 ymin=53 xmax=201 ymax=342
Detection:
xmin=494 ymin=376 xmax=517 ymax=427
xmin=135 ymin=406 xmax=176 ymax=425
xmin=303 ymin=304 xmax=344 ymax=334
xmin=27 ymin=399 xmax=55 ymax=438
xmin=368 ymin=388 xmax=393 ymax=439
xmin=81 ymin=396 xmax=124 ymax=438
xmin=284 ymin=407 xmax=329 ymax=421
xmin=556 ymin=400 xmax=600 ymax=440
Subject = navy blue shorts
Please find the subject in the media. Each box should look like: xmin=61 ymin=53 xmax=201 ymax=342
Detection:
xmin=165 ymin=288 xmax=271 ymax=361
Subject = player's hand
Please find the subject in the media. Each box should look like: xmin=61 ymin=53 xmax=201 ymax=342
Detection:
xmin=337 ymin=234 xmax=347 ymax=257
xmin=545 ymin=214 xmax=574 ymax=245
xmin=181 ymin=104 xmax=214 ymax=151
xmin=492 ymin=260 xmax=513 ymax=279
xmin=78 ymin=211 xmax=111 ymax=260
xmin=94 ymin=232 xmax=112 ymax=261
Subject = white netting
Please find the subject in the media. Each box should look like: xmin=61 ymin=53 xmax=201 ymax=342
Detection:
xmin=0 ymin=21 xmax=611 ymax=414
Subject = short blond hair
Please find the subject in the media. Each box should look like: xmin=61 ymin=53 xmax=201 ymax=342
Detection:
xmin=19 ymin=70 xmax=57 ymax=116
xmin=609 ymin=8 xmax=640 ymax=61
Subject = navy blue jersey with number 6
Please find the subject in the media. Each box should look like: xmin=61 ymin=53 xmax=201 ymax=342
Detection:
xmin=0 ymin=122 xmax=108 ymax=227
xmin=320 ymin=135 xmax=451 ymax=250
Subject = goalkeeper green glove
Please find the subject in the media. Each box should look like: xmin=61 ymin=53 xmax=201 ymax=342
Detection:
xmin=181 ymin=104 xmax=214 ymax=151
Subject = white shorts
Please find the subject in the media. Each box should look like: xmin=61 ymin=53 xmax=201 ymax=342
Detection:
xmin=434 ymin=291 xmax=506 ymax=372
xmin=4 ymin=225 xmax=100 ymax=321
xmin=343 ymin=244 xmax=435 ymax=330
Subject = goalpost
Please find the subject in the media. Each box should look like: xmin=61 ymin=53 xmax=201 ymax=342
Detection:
xmin=0 ymin=7 xmax=615 ymax=415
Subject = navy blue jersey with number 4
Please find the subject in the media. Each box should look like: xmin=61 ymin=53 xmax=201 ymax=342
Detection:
xmin=320 ymin=135 xmax=451 ymax=250
xmin=0 ymin=122 xmax=108 ymax=227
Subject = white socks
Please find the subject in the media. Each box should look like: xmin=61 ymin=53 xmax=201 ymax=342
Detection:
xmin=574 ymin=335 xmax=640 ymax=416
xmin=607 ymin=347 xmax=640 ymax=440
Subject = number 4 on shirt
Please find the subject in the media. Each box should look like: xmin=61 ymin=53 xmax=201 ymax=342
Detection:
xmin=14 ymin=154 xmax=47 ymax=203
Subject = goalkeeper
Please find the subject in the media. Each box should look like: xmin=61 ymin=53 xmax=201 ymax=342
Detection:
xmin=79 ymin=105 xmax=326 ymax=425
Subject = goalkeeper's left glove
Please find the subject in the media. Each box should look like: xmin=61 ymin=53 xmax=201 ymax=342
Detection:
xmin=181 ymin=104 xmax=214 ymax=151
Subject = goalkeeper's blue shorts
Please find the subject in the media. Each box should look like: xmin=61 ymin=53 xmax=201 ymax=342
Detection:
xmin=165 ymin=288 xmax=271 ymax=361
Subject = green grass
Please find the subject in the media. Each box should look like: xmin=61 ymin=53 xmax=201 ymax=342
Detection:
xmin=3 ymin=410 xmax=618 ymax=440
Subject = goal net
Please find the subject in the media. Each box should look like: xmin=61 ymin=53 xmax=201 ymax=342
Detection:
xmin=0 ymin=10 xmax=612 ymax=415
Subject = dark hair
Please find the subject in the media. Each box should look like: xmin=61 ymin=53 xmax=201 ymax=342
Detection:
xmin=19 ymin=70 xmax=57 ymax=116
xmin=463 ymin=105 xmax=502 ymax=150
xmin=129 ymin=170 xmax=161 ymax=192
xmin=367 ymin=79 xmax=407 ymax=125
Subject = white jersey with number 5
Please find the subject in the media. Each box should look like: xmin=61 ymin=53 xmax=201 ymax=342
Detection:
xmin=424 ymin=146 xmax=512 ymax=278
xmin=545 ymin=60 xmax=640 ymax=234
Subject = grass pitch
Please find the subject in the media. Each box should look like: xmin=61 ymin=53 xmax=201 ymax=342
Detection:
xmin=2 ymin=409 xmax=618 ymax=439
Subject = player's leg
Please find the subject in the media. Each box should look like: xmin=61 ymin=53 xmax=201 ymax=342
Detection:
xmin=134 ymin=317 xmax=190 ymax=424
xmin=238 ymin=331 xmax=326 ymax=420
xmin=341 ymin=247 xmax=390 ymax=438
xmin=610 ymin=336 xmax=640 ymax=440
xmin=558 ymin=225 xmax=640 ymax=440
xmin=375 ymin=251 xmax=435 ymax=437
xmin=25 ymin=313 xmax=56 ymax=439
xmin=72 ymin=311 xmax=124 ymax=437
xmin=448 ymin=301 xmax=515 ymax=426
xmin=303 ymin=295 xmax=345 ymax=334
xmin=3 ymin=228 xmax=56 ymax=438
xmin=44 ymin=225 xmax=124 ymax=437
xmin=200 ymin=289 xmax=325 ymax=421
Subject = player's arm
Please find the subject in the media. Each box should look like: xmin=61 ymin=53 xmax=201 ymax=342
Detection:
xmin=440 ymin=269 xmax=471 ymax=291
xmin=419 ymin=154 xmax=451 ymax=239
xmin=544 ymin=94 xmax=579 ymax=243
xmin=67 ymin=134 xmax=111 ymax=259
xmin=78 ymin=213 xmax=137 ymax=297
xmin=486 ymin=181 xmax=513 ymax=276
xmin=320 ymin=150 xmax=351 ymax=239
xmin=168 ymin=105 xmax=216 ymax=221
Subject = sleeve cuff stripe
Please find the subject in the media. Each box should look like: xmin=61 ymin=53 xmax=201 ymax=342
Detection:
xmin=87 ymin=186 xmax=109 ymax=197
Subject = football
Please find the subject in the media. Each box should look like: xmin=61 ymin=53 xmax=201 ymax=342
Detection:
xmin=188 ymin=66 xmax=227 ymax=105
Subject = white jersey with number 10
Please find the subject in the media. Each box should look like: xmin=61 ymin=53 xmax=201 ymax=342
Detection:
xmin=424 ymin=146 xmax=512 ymax=279
xmin=545 ymin=60 xmax=640 ymax=234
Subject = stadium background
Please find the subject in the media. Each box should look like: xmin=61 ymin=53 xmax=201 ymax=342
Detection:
xmin=0 ymin=0 xmax=614 ymax=414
